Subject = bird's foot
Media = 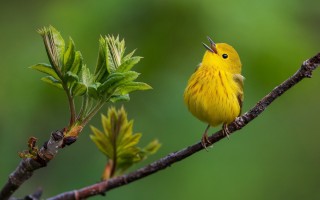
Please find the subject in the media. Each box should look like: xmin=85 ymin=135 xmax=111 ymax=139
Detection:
xmin=222 ymin=123 xmax=230 ymax=139
xmin=201 ymin=125 xmax=211 ymax=151
xmin=201 ymin=132 xmax=211 ymax=151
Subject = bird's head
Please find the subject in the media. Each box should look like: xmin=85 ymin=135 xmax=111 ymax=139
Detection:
xmin=202 ymin=36 xmax=242 ymax=74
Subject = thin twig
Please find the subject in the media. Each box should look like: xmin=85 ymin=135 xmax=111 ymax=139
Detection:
xmin=76 ymin=94 xmax=89 ymax=122
xmin=81 ymin=100 xmax=105 ymax=126
xmin=64 ymin=86 xmax=76 ymax=126
xmin=46 ymin=52 xmax=320 ymax=200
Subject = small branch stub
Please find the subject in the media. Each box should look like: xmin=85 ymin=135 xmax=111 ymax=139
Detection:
xmin=37 ymin=130 xmax=64 ymax=163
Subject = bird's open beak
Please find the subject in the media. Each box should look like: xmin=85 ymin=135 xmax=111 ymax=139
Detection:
xmin=202 ymin=36 xmax=217 ymax=54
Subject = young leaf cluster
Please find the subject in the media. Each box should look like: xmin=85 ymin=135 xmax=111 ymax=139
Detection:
xmin=30 ymin=26 xmax=151 ymax=134
xmin=33 ymin=26 xmax=85 ymax=96
xmin=90 ymin=106 xmax=160 ymax=179
xmin=88 ymin=35 xmax=152 ymax=103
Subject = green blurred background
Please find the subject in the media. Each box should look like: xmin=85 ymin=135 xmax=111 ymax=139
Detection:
xmin=1 ymin=0 xmax=320 ymax=199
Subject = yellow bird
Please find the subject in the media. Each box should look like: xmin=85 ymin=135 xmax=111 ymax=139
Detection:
xmin=184 ymin=37 xmax=244 ymax=148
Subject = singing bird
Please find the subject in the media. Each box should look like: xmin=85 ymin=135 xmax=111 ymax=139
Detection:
xmin=184 ymin=37 xmax=244 ymax=148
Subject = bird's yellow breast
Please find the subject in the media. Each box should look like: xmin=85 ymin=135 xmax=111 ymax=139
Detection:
xmin=184 ymin=64 xmax=241 ymax=127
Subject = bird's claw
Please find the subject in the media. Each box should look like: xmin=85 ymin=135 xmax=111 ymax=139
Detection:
xmin=201 ymin=133 xmax=211 ymax=151
xmin=223 ymin=124 xmax=230 ymax=139
xmin=201 ymin=125 xmax=211 ymax=151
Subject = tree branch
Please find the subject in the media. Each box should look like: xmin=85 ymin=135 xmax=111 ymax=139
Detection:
xmin=0 ymin=131 xmax=64 ymax=200
xmin=46 ymin=52 xmax=320 ymax=200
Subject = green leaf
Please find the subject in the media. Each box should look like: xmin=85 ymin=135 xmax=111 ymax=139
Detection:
xmin=65 ymin=71 xmax=79 ymax=84
xmin=90 ymin=126 xmax=113 ymax=158
xmin=116 ymin=118 xmax=132 ymax=143
xmin=99 ymin=36 xmax=140 ymax=75
xmin=116 ymin=147 xmax=145 ymax=172
xmin=118 ymin=38 xmax=126 ymax=59
xmin=38 ymin=26 xmax=65 ymax=71
xmin=96 ymin=36 xmax=106 ymax=72
xmin=116 ymin=56 xmax=142 ymax=73
xmin=69 ymin=51 xmax=83 ymax=75
xmin=41 ymin=76 xmax=63 ymax=89
xmin=63 ymin=38 xmax=75 ymax=73
xmin=101 ymin=112 xmax=113 ymax=138
xmin=72 ymin=82 xmax=87 ymax=96
xmin=48 ymin=25 xmax=65 ymax=65
xmin=88 ymin=83 xmax=101 ymax=99
xmin=106 ymin=38 xmax=118 ymax=73
xmin=117 ymin=82 xmax=152 ymax=95
xmin=98 ymin=73 xmax=125 ymax=94
xmin=144 ymin=139 xmax=161 ymax=155
xmin=118 ymin=133 xmax=142 ymax=151
xmin=122 ymin=49 xmax=136 ymax=62
xmin=94 ymin=36 xmax=109 ymax=82
xmin=105 ymin=35 xmax=126 ymax=72
xmin=121 ymin=71 xmax=140 ymax=82
xmin=90 ymin=106 xmax=160 ymax=177
xmin=109 ymin=94 xmax=130 ymax=103
xmin=30 ymin=63 xmax=60 ymax=80
xmin=99 ymin=71 xmax=140 ymax=97
xmin=81 ymin=65 xmax=92 ymax=86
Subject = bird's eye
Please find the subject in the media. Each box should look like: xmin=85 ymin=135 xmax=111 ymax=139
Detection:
xmin=222 ymin=54 xmax=228 ymax=59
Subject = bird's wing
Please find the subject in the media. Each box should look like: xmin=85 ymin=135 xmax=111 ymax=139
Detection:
xmin=233 ymin=74 xmax=245 ymax=114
